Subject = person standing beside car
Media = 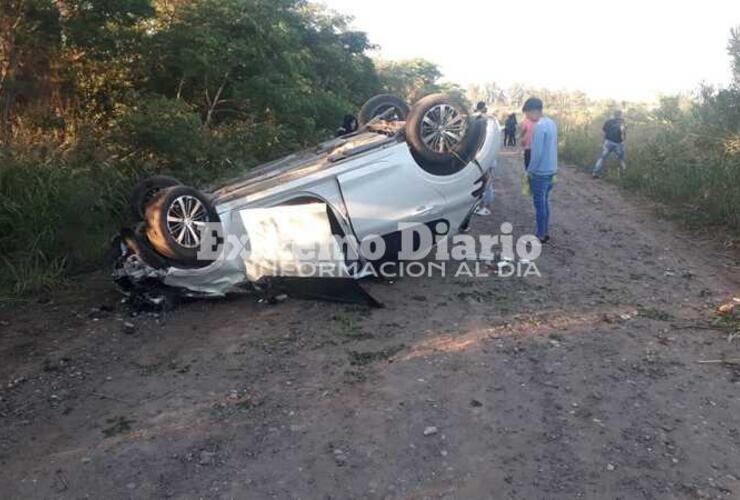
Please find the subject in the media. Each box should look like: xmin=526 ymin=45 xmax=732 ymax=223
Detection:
xmin=504 ymin=113 xmax=518 ymax=147
xmin=474 ymin=101 xmax=495 ymax=216
xmin=520 ymin=113 xmax=536 ymax=169
xmin=592 ymin=110 xmax=626 ymax=177
xmin=523 ymin=97 xmax=558 ymax=243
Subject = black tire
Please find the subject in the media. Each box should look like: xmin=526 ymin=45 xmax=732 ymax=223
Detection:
xmin=358 ymin=94 xmax=409 ymax=126
xmin=409 ymin=116 xmax=488 ymax=175
xmin=405 ymin=94 xmax=486 ymax=175
xmin=144 ymin=186 xmax=219 ymax=265
xmin=131 ymin=175 xmax=181 ymax=220
xmin=467 ymin=115 xmax=489 ymax=159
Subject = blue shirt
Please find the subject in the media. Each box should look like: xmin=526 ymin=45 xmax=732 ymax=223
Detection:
xmin=527 ymin=117 xmax=558 ymax=176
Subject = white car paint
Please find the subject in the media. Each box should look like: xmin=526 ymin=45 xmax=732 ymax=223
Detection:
xmin=125 ymin=115 xmax=501 ymax=297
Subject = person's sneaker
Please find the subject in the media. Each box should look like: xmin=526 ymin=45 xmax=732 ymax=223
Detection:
xmin=539 ymin=235 xmax=551 ymax=244
xmin=592 ymin=172 xmax=600 ymax=179
xmin=475 ymin=207 xmax=491 ymax=216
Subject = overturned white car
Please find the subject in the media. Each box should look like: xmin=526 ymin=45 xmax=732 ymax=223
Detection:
xmin=114 ymin=93 xmax=501 ymax=306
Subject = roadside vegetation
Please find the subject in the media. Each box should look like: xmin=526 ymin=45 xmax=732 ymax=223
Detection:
xmin=471 ymin=29 xmax=740 ymax=236
xmin=0 ymin=0 xmax=454 ymax=296
xmin=559 ymin=84 xmax=740 ymax=233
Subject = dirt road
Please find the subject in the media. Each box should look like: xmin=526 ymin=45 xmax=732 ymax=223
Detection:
xmin=1 ymin=151 xmax=739 ymax=499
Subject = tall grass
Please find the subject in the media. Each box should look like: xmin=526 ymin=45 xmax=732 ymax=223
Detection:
xmin=0 ymin=107 xmax=315 ymax=296
xmin=559 ymin=93 xmax=740 ymax=233
xmin=0 ymin=145 xmax=130 ymax=295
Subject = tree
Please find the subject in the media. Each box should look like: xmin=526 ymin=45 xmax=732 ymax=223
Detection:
xmin=729 ymin=25 xmax=740 ymax=86
xmin=142 ymin=0 xmax=379 ymax=137
xmin=0 ymin=0 xmax=389 ymax=293
xmin=507 ymin=83 xmax=526 ymax=109
xmin=376 ymin=58 xmax=442 ymax=101
xmin=0 ymin=0 xmax=61 ymax=141
xmin=0 ymin=0 xmax=156 ymax=142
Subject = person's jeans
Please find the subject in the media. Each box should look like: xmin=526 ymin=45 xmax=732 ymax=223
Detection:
xmin=529 ymin=174 xmax=554 ymax=238
xmin=482 ymin=179 xmax=495 ymax=207
xmin=482 ymin=166 xmax=495 ymax=207
xmin=593 ymin=140 xmax=626 ymax=174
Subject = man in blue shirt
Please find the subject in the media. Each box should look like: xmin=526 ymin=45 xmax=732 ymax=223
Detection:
xmin=523 ymin=97 xmax=558 ymax=243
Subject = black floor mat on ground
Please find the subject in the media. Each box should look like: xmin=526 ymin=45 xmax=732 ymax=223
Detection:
xmin=271 ymin=278 xmax=383 ymax=308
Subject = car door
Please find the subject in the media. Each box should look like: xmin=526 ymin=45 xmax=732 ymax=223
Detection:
xmin=336 ymin=144 xmax=445 ymax=254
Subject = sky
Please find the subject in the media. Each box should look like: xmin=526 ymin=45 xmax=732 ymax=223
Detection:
xmin=320 ymin=0 xmax=740 ymax=102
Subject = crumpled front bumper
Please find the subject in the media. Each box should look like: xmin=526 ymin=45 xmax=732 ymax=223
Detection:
xmin=111 ymin=227 xmax=240 ymax=307
xmin=112 ymin=248 xmax=174 ymax=307
xmin=112 ymin=202 xmax=361 ymax=306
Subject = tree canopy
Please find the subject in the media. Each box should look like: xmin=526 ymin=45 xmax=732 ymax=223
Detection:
xmin=0 ymin=0 xmax=454 ymax=294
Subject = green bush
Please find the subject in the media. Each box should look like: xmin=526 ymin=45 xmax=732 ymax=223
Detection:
xmin=116 ymin=96 xmax=204 ymax=169
xmin=0 ymin=149 xmax=129 ymax=295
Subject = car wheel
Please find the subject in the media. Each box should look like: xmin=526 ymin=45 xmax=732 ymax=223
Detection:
xmin=405 ymin=94 xmax=487 ymax=175
xmin=131 ymin=175 xmax=181 ymax=219
xmin=144 ymin=186 xmax=219 ymax=265
xmin=358 ymin=94 xmax=410 ymax=126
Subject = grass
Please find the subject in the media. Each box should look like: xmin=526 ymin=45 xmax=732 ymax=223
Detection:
xmin=712 ymin=300 xmax=740 ymax=337
xmin=348 ymin=345 xmax=405 ymax=366
xmin=712 ymin=314 xmax=740 ymax=335
xmin=334 ymin=312 xmax=374 ymax=339
xmin=0 ymin=150 xmax=130 ymax=296
xmin=102 ymin=416 xmax=136 ymax=437
xmin=0 ymin=118 xmax=307 ymax=297
xmin=1 ymin=253 xmax=67 ymax=296
xmin=558 ymin=100 xmax=740 ymax=236
xmin=637 ymin=306 xmax=673 ymax=322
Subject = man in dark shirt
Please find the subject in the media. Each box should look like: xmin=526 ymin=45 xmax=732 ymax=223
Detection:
xmin=504 ymin=113 xmax=517 ymax=147
xmin=592 ymin=110 xmax=626 ymax=177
